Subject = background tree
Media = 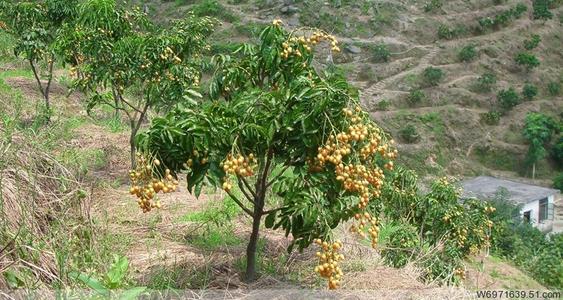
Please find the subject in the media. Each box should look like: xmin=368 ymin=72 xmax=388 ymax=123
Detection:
xmin=497 ymin=87 xmax=520 ymax=113
xmin=0 ymin=0 xmax=78 ymax=119
xmin=61 ymin=0 xmax=215 ymax=167
xmin=522 ymin=113 xmax=559 ymax=178
xmin=134 ymin=22 xmax=398 ymax=285
xmin=515 ymin=52 xmax=540 ymax=71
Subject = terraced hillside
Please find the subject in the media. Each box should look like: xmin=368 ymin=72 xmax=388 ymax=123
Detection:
xmin=139 ymin=0 xmax=562 ymax=184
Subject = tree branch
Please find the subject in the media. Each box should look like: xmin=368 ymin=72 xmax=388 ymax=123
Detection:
xmin=239 ymin=176 xmax=257 ymax=199
xmin=44 ymin=55 xmax=54 ymax=99
xmin=237 ymin=177 xmax=256 ymax=204
xmin=261 ymin=207 xmax=283 ymax=216
xmin=29 ymin=59 xmax=45 ymax=98
xmin=225 ymin=189 xmax=253 ymax=217
xmin=119 ymin=94 xmax=144 ymax=114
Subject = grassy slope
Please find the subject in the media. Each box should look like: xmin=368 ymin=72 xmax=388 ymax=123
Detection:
xmin=142 ymin=0 xmax=562 ymax=185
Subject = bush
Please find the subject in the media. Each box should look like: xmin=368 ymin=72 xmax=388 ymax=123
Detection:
xmin=521 ymin=83 xmax=538 ymax=100
xmin=191 ymin=0 xmax=238 ymax=22
xmin=533 ymin=0 xmax=553 ymax=20
xmin=515 ymin=52 xmax=540 ymax=70
xmin=407 ymin=89 xmax=425 ymax=105
xmin=497 ymin=88 xmax=520 ymax=112
xmin=552 ymin=136 xmax=563 ymax=166
xmin=423 ymin=0 xmax=443 ymax=12
xmin=458 ymin=45 xmax=477 ymax=62
xmin=476 ymin=72 xmax=497 ymax=92
xmin=376 ymin=99 xmax=390 ymax=111
xmin=399 ymin=124 xmax=420 ymax=143
xmin=480 ymin=111 xmax=501 ymax=125
xmin=437 ymin=24 xmax=465 ymax=40
xmin=380 ymin=222 xmax=420 ymax=268
xmin=371 ymin=43 xmax=390 ymax=63
xmin=554 ymin=173 xmax=563 ymax=191
xmin=524 ymin=34 xmax=541 ymax=50
xmin=547 ymin=81 xmax=561 ymax=96
xmin=422 ymin=67 xmax=444 ymax=86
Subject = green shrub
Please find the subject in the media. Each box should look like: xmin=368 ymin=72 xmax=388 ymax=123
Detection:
xmin=515 ymin=52 xmax=540 ymax=70
xmin=554 ymin=173 xmax=563 ymax=191
xmin=497 ymin=87 xmax=520 ymax=112
xmin=480 ymin=111 xmax=501 ymax=125
xmin=458 ymin=45 xmax=477 ymax=62
xmin=476 ymin=72 xmax=497 ymax=92
xmin=521 ymin=83 xmax=538 ymax=100
xmin=523 ymin=34 xmax=541 ymax=50
xmin=399 ymin=124 xmax=420 ymax=143
xmin=552 ymin=136 xmax=563 ymax=166
xmin=422 ymin=67 xmax=444 ymax=86
xmin=437 ymin=24 xmax=466 ymax=40
xmin=371 ymin=43 xmax=391 ymax=63
xmin=380 ymin=222 xmax=420 ymax=268
xmin=533 ymin=0 xmax=553 ymax=20
xmin=407 ymin=89 xmax=425 ymax=105
xmin=547 ymin=81 xmax=561 ymax=96
xmin=377 ymin=99 xmax=390 ymax=111
xmin=191 ymin=0 xmax=238 ymax=22
xmin=423 ymin=0 xmax=443 ymax=12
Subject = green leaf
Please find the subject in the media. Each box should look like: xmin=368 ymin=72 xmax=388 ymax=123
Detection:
xmin=69 ymin=272 xmax=109 ymax=296
xmin=117 ymin=287 xmax=147 ymax=300
xmin=265 ymin=211 xmax=277 ymax=228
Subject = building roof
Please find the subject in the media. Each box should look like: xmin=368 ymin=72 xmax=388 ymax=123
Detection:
xmin=460 ymin=176 xmax=560 ymax=204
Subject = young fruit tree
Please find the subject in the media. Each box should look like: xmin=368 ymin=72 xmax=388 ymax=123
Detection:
xmin=62 ymin=0 xmax=215 ymax=167
xmin=522 ymin=113 xmax=560 ymax=179
xmin=0 ymin=0 xmax=78 ymax=119
xmin=132 ymin=21 xmax=398 ymax=287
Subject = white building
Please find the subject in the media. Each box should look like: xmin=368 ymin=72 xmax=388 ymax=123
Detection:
xmin=461 ymin=176 xmax=562 ymax=233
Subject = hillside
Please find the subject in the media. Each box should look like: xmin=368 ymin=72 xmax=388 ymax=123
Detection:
xmin=137 ymin=0 xmax=562 ymax=185
xmin=0 ymin=0 xmax=561 ymax=298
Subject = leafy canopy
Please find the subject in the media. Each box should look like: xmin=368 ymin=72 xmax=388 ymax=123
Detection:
xmin=137 ymin=22 xmax=397 ymax=253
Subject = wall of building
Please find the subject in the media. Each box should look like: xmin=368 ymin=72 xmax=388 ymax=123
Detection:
xmin=520 ymin=195 xmax=555 ymax=232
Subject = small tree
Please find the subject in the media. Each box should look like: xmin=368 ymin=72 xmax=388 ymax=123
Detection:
xmin=63 ymin=0 xmax=215 ymax=167
xmin=399 ymin=124 xmax=420 ymax=143
xmin=547 ymin=81 xmax=561 ymax=96
xmin=422 ymin=67 xmax=444 ymax=87
xmin=524 ymin=34 xmax=541 ymax=50
xmin=476 ymin=72 xmax=497 ymax=92
xmin=554 ymin=173 xmax=563 ymax=192
xmin=497 ymin=87 xmax=520 ymax=113
xmin=0 ymin=0 xmax=78 ymax=118
xmin=134 ymin=22 xmax=398 ymax=286
xmin=458 ymin=45 xmax=477 ymax=62
xmin=533 ymin=0 xmax=553 ymax=20
xmin=371 ymin=43 xmax=390 ymax=63
xmin=407 ymin=89 xmax=425 ymax=106
xmin=522 ymin=113 xmax=559 ymax=178
xmin=515 ymin=52 xmax=540 ymax=70
xmin=522 ymin=83 xmax=538 ymax=100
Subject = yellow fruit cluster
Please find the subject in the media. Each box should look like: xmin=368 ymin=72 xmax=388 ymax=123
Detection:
xmin=313 ymin=239 xmax=344 ymax=290
xmin=220 ymin=153 xmax=256 ymax=192
xmin=129 ymin=154 xmax=179 ymax=212
xmin=350 ymin=212 xmax=380 ymax=248
xmin=453 ymin=267 xmax=466 ymax=279
xmin=312 ymin=107 xmax=396 ymax=249
xmin=484 ymin=206 xmax=496 ymax=213
xmin=280 ymin=29 xmax=340 ymax=59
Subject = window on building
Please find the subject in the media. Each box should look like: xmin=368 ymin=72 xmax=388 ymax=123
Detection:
xmin=523 ymin=211 xmax=531 ymax=223
xmin=538 ymin=198 xmax=552 ymax=222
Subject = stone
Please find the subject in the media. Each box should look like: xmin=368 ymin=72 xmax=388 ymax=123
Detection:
xmin=344 ymin=45 xmax=362 ymax=54
xmin=280 ymin=5 xmax=300 ymax=14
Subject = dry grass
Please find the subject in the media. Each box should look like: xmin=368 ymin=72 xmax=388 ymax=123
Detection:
xmin=0 ymin=137 xmax=89 ymax=288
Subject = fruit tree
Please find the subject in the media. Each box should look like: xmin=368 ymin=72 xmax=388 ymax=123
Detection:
xmin=58 ymin=0 xmax=215 ymax=167
xmin=0 ymin=0 xmax=78 ymax=119
xmin=133 ymin=21 xmax=398 ymax=286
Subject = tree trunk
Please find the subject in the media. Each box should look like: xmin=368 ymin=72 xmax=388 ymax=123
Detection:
xmin=245 ymin=205 xmax=262 ymax=282
xmin=129 ymin=122 xmax=138 ymax=169
xmin=532 ymin=163 xmax=536 ymax=179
